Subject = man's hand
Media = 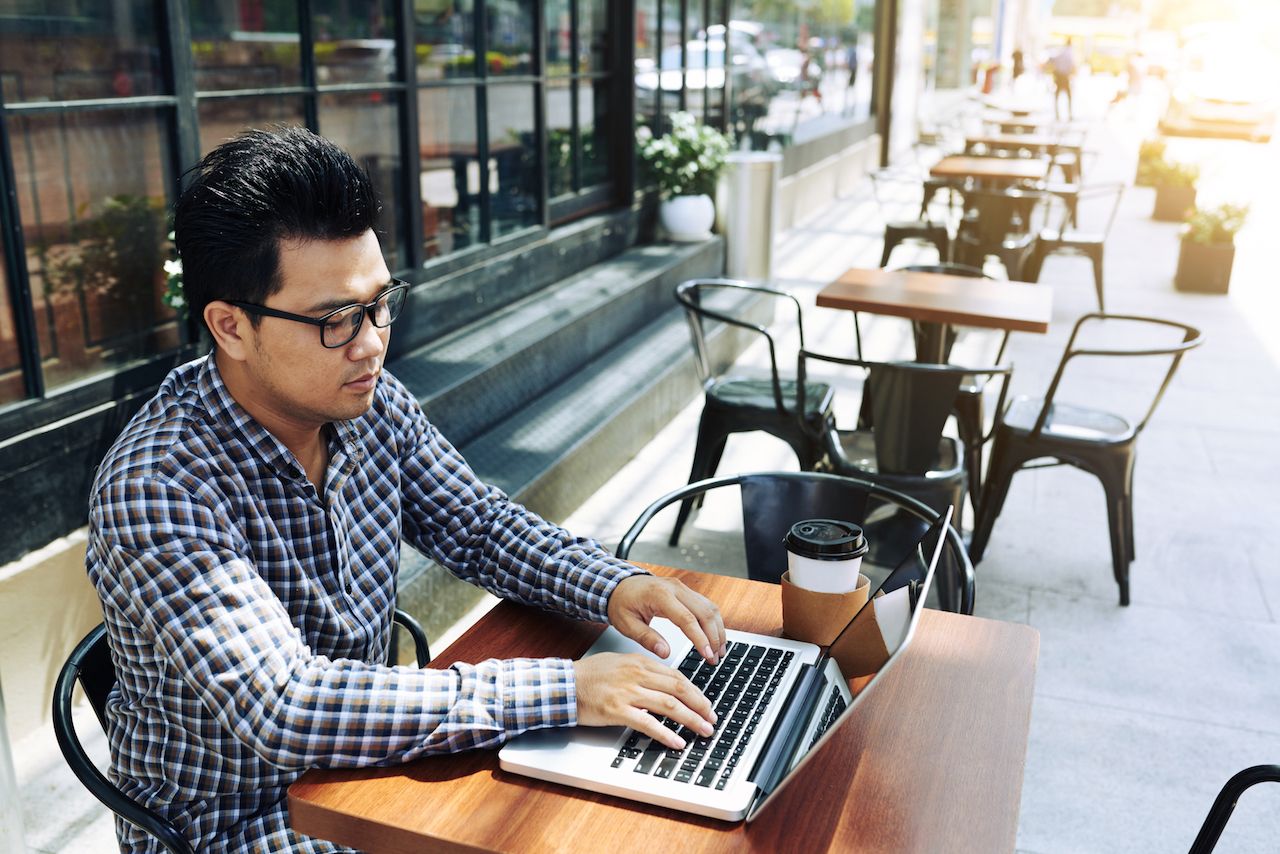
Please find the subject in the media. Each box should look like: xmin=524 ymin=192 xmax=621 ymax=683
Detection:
xmin=573 ymin=653 xmax=715 ymax=749
xmin=607 ymin=574 xmax=726 ymax=664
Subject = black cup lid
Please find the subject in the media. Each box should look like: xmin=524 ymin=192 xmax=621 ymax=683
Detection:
xmin=783 ymin=519 xmax=868 ymax=561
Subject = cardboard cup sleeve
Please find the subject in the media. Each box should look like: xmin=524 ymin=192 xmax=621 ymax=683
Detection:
xmin=781 ymin=570 xmax=870 ymax=646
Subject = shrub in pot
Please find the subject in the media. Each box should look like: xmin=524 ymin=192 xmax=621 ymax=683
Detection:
xmin=1175 ymin=203 xmax=1248 ymax=294
xmin=637 ymin=111 xmax=731 ymax=242
xmin=1151 ymin=160 xmax=1199 ymax=222
xmin=1135 ymin=138 xmax=1166 ymax=187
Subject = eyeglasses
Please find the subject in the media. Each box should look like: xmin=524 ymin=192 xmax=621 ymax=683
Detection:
xmin=228 ymin=281 xmax=409 ymax=349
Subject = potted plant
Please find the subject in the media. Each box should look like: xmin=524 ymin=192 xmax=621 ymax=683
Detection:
xmin=1150 ymin=159 xmax=1198 ymax=222
xmin=1135 ymin=138 xmax=1165 ymax=187
xmin=637 ymin=111 xmax=731 ymax=242
xmin=1175 ymin=203 xmax=1248 ymax=294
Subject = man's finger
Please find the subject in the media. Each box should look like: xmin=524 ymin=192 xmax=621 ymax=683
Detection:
xmin=631 ymin=687 xmax=714 ymax=740
xmin=639 ymin=665 xmax=715 ymax=726
xmin=667 ymin=601 xmax=716 ymax=664
xmin=624 ymin=706 xmax=685 ymax=750
xmin=617 ymin=614 xmax=671 ymax=659
xmin=675 ymin=586 xmax=726 ymax=659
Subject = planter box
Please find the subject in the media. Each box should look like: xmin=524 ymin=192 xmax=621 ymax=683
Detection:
xmin=1153 ymin=184 xmax=1196 ymax=222
xmin=1174 ymin=238 xmax=1235 ymax=294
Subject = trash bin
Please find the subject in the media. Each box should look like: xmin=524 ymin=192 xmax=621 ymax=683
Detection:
xmin=718 ymin=151 xmax=782 ymax=282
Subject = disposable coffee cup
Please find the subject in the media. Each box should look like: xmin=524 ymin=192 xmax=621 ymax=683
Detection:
xmin=783 ymin=519 xmax=869 ymax=594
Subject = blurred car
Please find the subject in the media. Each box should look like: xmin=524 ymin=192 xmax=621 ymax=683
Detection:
xmin=316 ymin=39 xmax=397 ymax=84
xmin=1159 ymin=54 xmax=1276 ymax=142
xmin=635 ymin=35 xmax=773 ymax=122
xmin=763 ymin=47 xmax=821 ymax=89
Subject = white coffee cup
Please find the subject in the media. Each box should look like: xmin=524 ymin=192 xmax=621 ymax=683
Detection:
xmin=783 ymin=519 xmax=869 ymax=594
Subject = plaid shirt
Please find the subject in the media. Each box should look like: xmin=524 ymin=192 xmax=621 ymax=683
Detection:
xmin=86 ymin=355 xmax=640 ymax=853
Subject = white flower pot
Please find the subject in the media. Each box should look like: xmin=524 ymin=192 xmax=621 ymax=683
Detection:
xmin=659 ymin=194 xmax=715 ymax=242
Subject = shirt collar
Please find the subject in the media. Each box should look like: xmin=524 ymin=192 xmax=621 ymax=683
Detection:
xmin=194 ymin=353 xmax=366 ymax=483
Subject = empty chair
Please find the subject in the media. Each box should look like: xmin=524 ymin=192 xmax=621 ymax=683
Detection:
xmin=53 ymin=610 xmax=430 ymax=854
xmin=968 ymin=314 xmax=1203 ymax=605
xmin=952 ymin=187 xmax=1046 ymax=280
xmin=616 ymin=471 xmax=975 ymax=614
xmin=1189 ymin=765 xmax=1280 ymax=853
xmin=671 ymin=279 xmax=836 ymax=546
xmin=1024 ymin=182 xmax=1126 ymax=311
xmin=868 ymin=169 xmax=951 ymax=266
xmin=894 ymin=263 xmax=1012 ymax=507
xmin=797 ymin=352 xmax=1011 ymax=533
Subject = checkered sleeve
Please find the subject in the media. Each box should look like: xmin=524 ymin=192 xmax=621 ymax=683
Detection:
xmin=93 ymin=475 xmax=578 ymax=768
xmin=388 ymin=378 xmax=644 ymax=624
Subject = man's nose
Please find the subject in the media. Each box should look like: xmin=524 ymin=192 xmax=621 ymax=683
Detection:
xmin=347 ymin=312 xmax=387 ymax=360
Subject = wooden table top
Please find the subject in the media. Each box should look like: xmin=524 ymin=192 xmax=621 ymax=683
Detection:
xmin=930 ymin=155 xmax=1048 ymax=183
xmin=965 ymin=133 xmax=1081 ymax=151
xmin=289 ymin=565 xmax=1040 ymax=854
xmin=817 ymin=267 xmax=1053 ymax=334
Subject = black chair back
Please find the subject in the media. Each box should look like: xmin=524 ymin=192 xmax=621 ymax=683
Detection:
xmin=1030 ymin=313 xmax=1203 ymax=439
xmin=957 ymin=186 xmax=1042 ymax=248
xmin=1044 ymin=181 xmax=1126 ymax=240
xmin=674 ymin=278 xmax=807 ymax=414
xmin=616 ymin=471 xmax=975 ymax=614
xmin=52 ymin=611 xmax=430 ymax=854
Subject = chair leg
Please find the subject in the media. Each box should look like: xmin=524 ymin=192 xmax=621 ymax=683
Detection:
xmin=1088 ymin=247 xmax=1106 ymax=311
xmin=1024 ymin=245 xmax=1047 ymax=282
xmin=880 ymin=237 xmax=896 ymax=267
xmin=969 ymin=436 xmax=1021 ymax=564
xmin=1104 ymin=485 xmax=1131 ymax=606
xmin=953 ymin=390 xmax=984 ymax=508
xmin=671 ymin=412 xmax=725 ymax=546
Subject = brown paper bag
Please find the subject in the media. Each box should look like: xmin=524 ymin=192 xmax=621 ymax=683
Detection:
xmin=780 ymin=571 xmax=870 ymax=646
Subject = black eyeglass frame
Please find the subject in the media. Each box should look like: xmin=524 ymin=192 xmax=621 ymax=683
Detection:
xmin=228 ymin=281 xmax=409 ymax=349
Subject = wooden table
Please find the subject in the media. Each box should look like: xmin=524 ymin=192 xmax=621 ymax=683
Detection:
xmin=817 ymin=267 xmax=1053 ymax=362
xmin=964 ymin=133 xmax=1081 ymax=157
xmin=289 ymin=565 xmax=1040 ymax=853
xmin=930 ymin=155 xmax=1048 ymax=186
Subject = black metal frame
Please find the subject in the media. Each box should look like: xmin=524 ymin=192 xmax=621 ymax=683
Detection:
xmin=1189 ymin=765 xmax=1280 ymax=853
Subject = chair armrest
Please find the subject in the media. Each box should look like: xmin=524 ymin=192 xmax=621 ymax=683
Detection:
xmin=393 ymin=608 xmax=431 ymax=667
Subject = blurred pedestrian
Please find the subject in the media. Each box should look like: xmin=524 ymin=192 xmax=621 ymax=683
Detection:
xmin=1051 ymin=40 xmax=1078 ymax=120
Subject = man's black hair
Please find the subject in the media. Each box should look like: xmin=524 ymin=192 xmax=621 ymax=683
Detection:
xmin=174 ymin=126 xmax=380 ymax=330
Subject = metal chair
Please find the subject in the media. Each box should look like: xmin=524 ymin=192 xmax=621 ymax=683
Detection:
xmin=968 ymin=314 xmax=1204 ymax=605
xmin=952 ymin=186 xmax=1046 ymax=280
xmin=616 ymin=471 xmax=975 ymax=614
xmin=1189 ymin=765 xmax=1280 ymax=853
xmin=797 ymin=352 xmax=1010 ymax=533
xmin=1024 ymin=182 xmax=1126 ymax=311
xmin=868 ymin=170 xmax=950 ymax=266
xmin=52 ymin=610 xmax=430 ymax=854
xmin=670 ymin=279 xmax=836 ymax=547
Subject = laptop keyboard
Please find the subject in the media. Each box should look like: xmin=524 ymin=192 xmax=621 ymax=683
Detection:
xmin=808 ymin=684 xmax=847 ymax=749
xmin=610 ymin=641 xmax=794 ymax=791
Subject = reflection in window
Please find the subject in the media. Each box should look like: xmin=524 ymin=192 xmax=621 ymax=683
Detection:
xmin=313 ymin=0 xmax=398 ymax=86
xmin=545 ymin=0 xmax=571 ymax=76
xmin=487 ymin=85 xmax=539 ymax=237
xmin=190 ymin=2 xmax=302 ymax=92
xmin=0 ymin=4 xmax=164 ymax=103
xmin=318 ymin=93 xmax=406 ymax=270
xmin=417 ymin=87 xmax=481 ymax=259
xmin=580 ymin=79 xmax=610 ymax=187
xmin=580 ymin=0 xmax=608 ymax=72
xmin=415 ymin=0 xmax=476 ymax=81
xmin=485 ymin=2 xmax=534 ymax=76
xmin=729 ymin=0 xmax=876 ymax=149
xmin=10 ymin=110 xmax=176 ymax=392
xmin=197 ymin=96 xmax=306 ymax=155
xmin=547 ymin=78 xmax=573 ymax=198
xmin=634 ymin=0 xmax=659 ymax=135
xmin=0 ymin=232 xmax=22 ymax=404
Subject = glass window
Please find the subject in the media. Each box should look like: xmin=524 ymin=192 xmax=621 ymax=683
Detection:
xmin=313 ymin=0 xmax=398 ymax=86
xmin=190 ymin=1 xmax=302 ymax=92
xmin=0 ymin=235 xmax=23 ymax=405
xmin=197 ymin=96 xmax=307 ymax=155
xmin=634 ymin=0 xmax=659 ymax=135
xmin=545 ymin=0 xmax=572 ymax=76
xmin=417 ymin=86 xmax=481 ymax=259
xmin=486 ymin=1 xmax=534 ymax=76
xmin=0 ymin=3 xmax=164 ymax=103
xmin=580 ymin=79 xmax=610 ymax=187
xmin=580 ymin=0 xmax=607 ymax=73
xmin=415 ymin=0 xmax=477 ymax=82
xmin=486 ymin=84 xmax=539 ymax=237
xmin=318 ymin=93 xmax=406 ymax=270
xmin=546 ymin=78 xmax=573 ymax=198
xmin=10 ymin=109 xmax=176 ymax=392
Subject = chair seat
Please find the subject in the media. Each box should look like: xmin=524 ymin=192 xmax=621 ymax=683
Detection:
xmin=708 ymin=377 xmax=833 ymax=416
xmin=886 ymin=219 xmax=946 ymax=233
xmin=826 ymin=428 xmax=963 ymax=478
xmin=1001 ymin=396 xmax=1135 ymax=444
xmin=1039 ymin=228 xmax=1104 ymax=246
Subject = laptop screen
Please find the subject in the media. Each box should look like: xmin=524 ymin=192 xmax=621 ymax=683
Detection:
xmin=746 ymin=506 xmax=953 ymax=819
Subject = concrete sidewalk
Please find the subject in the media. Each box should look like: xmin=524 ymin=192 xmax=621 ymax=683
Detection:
xmin=16 ymin=78 xmax=1280 ymax=852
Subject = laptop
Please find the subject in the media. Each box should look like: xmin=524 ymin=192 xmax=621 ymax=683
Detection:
xmin=499 ymin=506 xmax=953 ymax=822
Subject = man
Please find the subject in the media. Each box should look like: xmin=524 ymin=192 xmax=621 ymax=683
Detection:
xmin=86 ymin=126 xmax=724 ymax=853
xmin=1051 ymin=40 xmax=1078 ymax=120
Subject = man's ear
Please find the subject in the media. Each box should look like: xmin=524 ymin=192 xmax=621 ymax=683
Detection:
xmin=204 ymin=301 xmax=251 ymax=361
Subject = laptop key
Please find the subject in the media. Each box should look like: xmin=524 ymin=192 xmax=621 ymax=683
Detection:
xmin=695 ymin=768 xmax=716 ymax=787
xmin=634 ymin=743 xmax=664 ymax=774
xmin=675 ymin=769 xmax=694 ymax=784
xmin=655 ymin=755 xmax=678 ymax=778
